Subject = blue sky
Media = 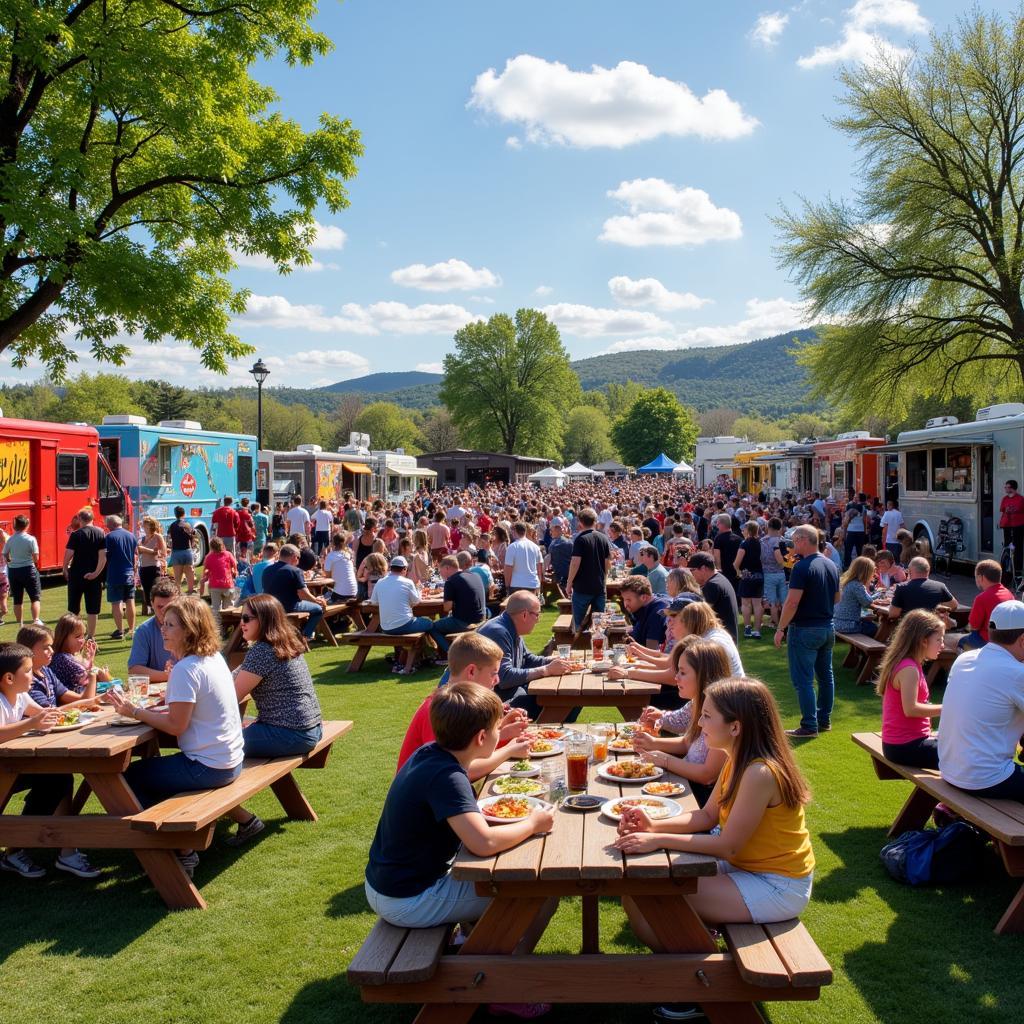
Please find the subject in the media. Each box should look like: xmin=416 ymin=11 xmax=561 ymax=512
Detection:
xmin=10 ymin=0 xmax=1019 ymax=389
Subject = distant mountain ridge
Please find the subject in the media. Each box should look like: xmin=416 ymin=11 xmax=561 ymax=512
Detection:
xmin=318 ymin=370 xmax=442 ymax=394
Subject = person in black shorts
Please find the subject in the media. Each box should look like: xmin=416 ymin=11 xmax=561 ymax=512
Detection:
xmin=62 ymin=509 xmax=106 ymax=637
xmin=735 ymin=521 xmax=765 ymax=639
xmin=167 ymin=506 xmax=197 ymax=593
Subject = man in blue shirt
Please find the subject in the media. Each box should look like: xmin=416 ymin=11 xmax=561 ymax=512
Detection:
xmin=103 ymin=515 xmax=138 ymax=640
xmin=545 ymin=522 xmax=574 ymax=589
xmin=128 ymin=578 xmax=180 ymax=683
xmin=774 ymin=525 xmax=840 ymax=737
xmin=619 ymin=576 xmax=669 ymax=650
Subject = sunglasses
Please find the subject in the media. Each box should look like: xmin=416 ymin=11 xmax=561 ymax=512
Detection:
xmin=240 ymin=614 xmax=256 ymax=623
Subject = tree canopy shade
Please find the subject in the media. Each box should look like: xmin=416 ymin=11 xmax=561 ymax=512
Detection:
xmin=610 ymin=387 xmax=698 ymax=468
xmin=775 ymin=11 xmax=1024 ymax=420
xmin=0 ymin=1 xmax=362 ymax=379
xmin=562 ymin=405 xmax=614 ymax=467
xmin=440 ymin=309 xmax=580 ymax=459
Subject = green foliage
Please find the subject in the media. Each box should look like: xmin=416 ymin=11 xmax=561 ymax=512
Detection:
xmin=59 ymin=373 xmax=146 ymax=424
xmin=697 ymin=407 xmax=741 ymax=436
xmin=258 ymin=397 xmax=325 ymax=451
xmin=776 ymin=11 xmax=1024 ymax=420
xmin=577 ymin=389 xmax=610 ymax=414
xmin=417 ymin=406 xmax=461 ymax=452
xmin=605 ymin=381 xmax=646 ymax=421
xmin=731 ymin=415 xmax=787 ymax=443
xmin=610 ymin=387 xmax=698 ymax=467
xmin=136 ymin=380 xmax=196 ymax=424
xmin=353 ymin=401 xmax=421 ymax=453
xmin=0 ymin=1 xmax=362 ymax=380
xmin=562 ymin=406 xmax=615 ymax=466
xmin=440 ymin=309 xmax=580 ymax=458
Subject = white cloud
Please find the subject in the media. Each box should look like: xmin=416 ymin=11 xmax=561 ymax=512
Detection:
xmin=600 ymin=179 xmax=743 ymax=247
xmin=239 ymin=294 xmax=482 ymax=336
xmin=608 ymin=275 xmax=711 ymax=312
xmin=469 ymin=295 xmax=495 ymax=303
xmin=751 ymin=12 xmax=789 ymax=47
xmin=798 ymin=0 xmax=927 ymax=69
xmin=541 ymin=302 xmax=672 ymax=338
xmin=415 ymin=362 xmax=444 ymax=374
xmin=505 ymin=136 xmax=522 ymax=150
xmin=228 ymin=220 xmax=346 ymax=272
xmin=390 ymin=258 xmax=501 ymax=292
xmin=534 ymin=285 xmax=553 ymax=297
xmin=469 ymin=54 xmax=758 ymax=148
xmin=309 ymin=222 xmax=347 ymax=250
xmin=599 ymin=297 xmax=815 ymax=353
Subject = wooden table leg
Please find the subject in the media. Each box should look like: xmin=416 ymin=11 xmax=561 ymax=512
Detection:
xmin=0 ymin=773 xmax=18 ymax=814
xmin=315 ymin=618 xmax=339 ymax=647
xmin=70 ymin=780 xmax=92 ymax=815
xmin=627 ymin=894 xmax=717 ymax=954
xmin=87 ymin=772 xmax=206 ymax=911
xmin=346 ymin=643 xmax=371 ymax=673
xmin=581 ymin=894 xmax=599 ymax=953
xmin=888 ymin=785 xmax=937 ymax=837
xmin=270 ymin=773 xmax=317 ymax=822
xmin=535 ymin=705 xmax=568 ymax=725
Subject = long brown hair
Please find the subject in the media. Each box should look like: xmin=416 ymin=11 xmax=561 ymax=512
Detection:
xmin=875 ymin=609 xmax=944 ymax=697
xmin=678 ymin=601 xmax=722 ymax=638
xmin=53 ymin=612 xmax=86 ymax=654
xmin=239 ymin=593 xmax=306 ymax=660
xmin=672 ymin=636 xmax=731 ymax=745
xmin=705 ymin=677 xmax=811 ymax=810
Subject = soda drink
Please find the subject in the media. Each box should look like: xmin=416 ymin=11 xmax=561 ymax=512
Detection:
xmin=591 ymin=733 xmax=609 ymax=762
xmin=566 ymin=753 xmax=589 ymax=791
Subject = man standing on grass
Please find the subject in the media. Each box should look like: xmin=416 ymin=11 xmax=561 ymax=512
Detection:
xmin=565 ymin=508 xmax=611 ymax=631
xmin=103 ymin=515 xmax=138 ymax=641
xmin=63 ymin=508 xmax=106 ymax=637
xmin=211 ymin=496 xmax=239 ymax=556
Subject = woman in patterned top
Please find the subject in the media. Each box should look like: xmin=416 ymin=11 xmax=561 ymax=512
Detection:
xmin=225 ymin=593 xmax=324 ymax=845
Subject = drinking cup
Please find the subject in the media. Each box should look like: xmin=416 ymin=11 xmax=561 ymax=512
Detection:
xmin=566 ymin=731 xmax=591 ymax=791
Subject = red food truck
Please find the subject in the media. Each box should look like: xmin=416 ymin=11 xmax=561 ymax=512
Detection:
xmin=813 ymin=432 xmax=887 ymax=502
xmin=0 ymin=418 xmax=129 ymax=573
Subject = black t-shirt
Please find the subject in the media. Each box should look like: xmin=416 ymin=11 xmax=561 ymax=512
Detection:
xmin=168 ymin=519 xmax=194 ymax=552
xmin=713 ymin=531 xmax=743 ymax=586
xmin=891 ymin=578 xmax=954 ymax=614
xmin=298 ymin=547 xmax=317 ymax=572
xmin=262 ymin=562 xmax=306 ymax=612
xmin=643 ymin=517 xmax=661 ymax=539
xmin=630 ymin=596 xmax=669 ymax=647
xmin=701 ymin=572 xmax=740 ymax=642
xmin=65 ymin=526 xmax=106 ymax=580
xmin=366 ymin=743 xmax=479 ymax=898
xmin=789 ymin=553 xmax=840 ymax=627
xmin=570 ymin=529 xmax=611 ymax=594
xmin=738 ymin=537 xmax=763 ymax=575
xmin=445 ymin=571 xmax=486 ymax=624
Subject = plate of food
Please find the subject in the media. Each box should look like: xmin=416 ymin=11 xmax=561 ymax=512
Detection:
xmin=643 ymin=781 xmax=686 ymax=797
xmin=492 ymin=776 xmax=545 ymax=797
xmin=589 ymin=660 xmax=612 ymax=673
xmin=600 ymin=796 xmax=682 ymax=822
xmin=526 ymin=727 xmax=566 ymax=741
xmin=478 ymin=795 xmax=548 ymax=824
xmin=528 ymin=738 xmax=564 ymax=758
xmin=50 ymin=709 xmax=93 ymax=731
xmin=597 ymin=760 xmax=664 ymax=782
xmin=507 ymin=759 xmax=540 ymax=777
xmin=617 ymin=722 xmax=640 ymax=737
xmin=608 ymin=735 xmax=635 ymax=754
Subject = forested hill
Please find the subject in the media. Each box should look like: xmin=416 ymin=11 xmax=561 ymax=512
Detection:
xmin=262 ymin=329 xmax=821 ymax=416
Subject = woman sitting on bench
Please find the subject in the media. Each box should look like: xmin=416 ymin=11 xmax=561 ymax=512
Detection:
xmin=834 ymin=556 xmax=882 ymax=637
xmin=109 ymin=596 xmax=245 ymax=878
xmin=224 ymin=594 xmax=324 ymax=846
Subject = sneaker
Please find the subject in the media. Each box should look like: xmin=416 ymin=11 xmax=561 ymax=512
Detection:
xmin=0 ymin=850 xmax=45 ymax=878
xmin=177 ymin=851 xmax=200 ymax=878
xmin=818 ymin=723 xmax=832 ymax=733
xmin=225 ymin=814 xmax=265 ymax=847
xmin=488 ymin=1004 xmax=552 ymax=1020
xmin=31 ymin=618 xmax=44 ymax=626
xmin=785 ymin=726 xmax=819 ymax=739
xmin=751 ymin=631 xmax=761 ymax=640
xmin=743 ymin=626 xmax=753 ymax=638
xmin=110 ymin=630 xmax=124 ymax=640
xmin=0 ymin=619 xmax=6 ymax=626
xmin=55 ymin=850 xmax=101 ymax=879
xmin=652 ymin=1006 xmax=705 ymax=1022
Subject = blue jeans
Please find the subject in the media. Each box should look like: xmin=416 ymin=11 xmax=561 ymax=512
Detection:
xmin=364 ymin=874 xmax=491 ymax=928
xmin=428 ymin=615 xmax=469 ymax=654
xmin=243 ymin=721 xmax=322 ymax=757
xmin=787 ymin=625 xmax=835 ymax=732
xmin=384 ymin=615 xmax=433 ymax=636
xmin=958 ymin=630 xmax=986 ymax=651
xmin=123 ymin=752 xmax=242 ymax=809
xmin=571 ymin=590 xmax=606 ymax=631
xmin=293 ymin=600 xmax=324 ymax=639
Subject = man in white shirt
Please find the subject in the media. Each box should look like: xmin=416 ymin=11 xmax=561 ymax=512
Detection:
xmin=286 ymin=495 xmax=311 ymax=538
xmin=504 ymin=522 xmax=543 ymax=594
xmin=880 ymin=499 xmax=905 ymax=558
xmin=938 ymin=600 xmax=1024 ymax=800
xmin=311 ymin=500 xmax=334 ymax=555
xmin=371 ymin=556 xmax=432 ymax=635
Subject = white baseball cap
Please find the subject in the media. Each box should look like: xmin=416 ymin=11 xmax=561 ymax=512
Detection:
xmin=990 ymin=600 xmax=1024 ymax=631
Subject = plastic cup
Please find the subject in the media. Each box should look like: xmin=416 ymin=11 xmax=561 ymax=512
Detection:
xmin=557 ymin=644 xmax=571 ymax=661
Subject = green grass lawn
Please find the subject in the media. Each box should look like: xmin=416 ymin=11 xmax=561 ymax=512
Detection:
xmin=1 ymin=585 xmax=1021 ymax=1023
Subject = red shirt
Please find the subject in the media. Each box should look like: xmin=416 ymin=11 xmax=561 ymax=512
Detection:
xmin=397 ymin=694 xmax=436 ymax=772
xmin=235 ymin=508 xmax=255 ymax=543
xmin=968 ymin=583 xmax=1014 ymax=643
xmin=477 ymin=513 xmax=493 ymax=534
xmin=212 ymin=505 xmax=239 ymax=538
xmin=1001 ymin=492 xmax=1024 ymax=528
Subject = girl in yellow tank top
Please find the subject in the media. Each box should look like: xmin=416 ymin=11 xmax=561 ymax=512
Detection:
xmin=615 ymin=677 xmax=814 ymax=927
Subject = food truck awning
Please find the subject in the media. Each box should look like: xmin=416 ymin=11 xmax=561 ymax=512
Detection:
xmin=342 ymin=462 xmax=372 ymax=475
xmin=157 ymin=437 xmax=218 ymax=446
xmin=866 ymin=434 xmax=994 ymax=453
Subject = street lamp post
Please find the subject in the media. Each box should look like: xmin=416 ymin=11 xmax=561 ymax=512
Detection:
xmin=249 ymin=358 xmax=270 ymax=451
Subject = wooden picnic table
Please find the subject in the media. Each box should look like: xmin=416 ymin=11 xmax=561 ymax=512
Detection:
xmin=357 ymin=597 xmax=446 ymax=633
xmin=528 ymin=670 xmax=661 ymax=724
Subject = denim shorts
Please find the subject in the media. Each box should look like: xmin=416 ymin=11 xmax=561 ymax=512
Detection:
xmin=107 ymin=581 xmax=136 ymax=603
xmin=169 ymin=550 xmax=195 ymax=566
xmin=364 ymin=873 xmax=491 ymax=928
xmin=762 ymin=574 xmax=788 ymax=606
xmin=717 ymin=860 xmax=813 ymax=923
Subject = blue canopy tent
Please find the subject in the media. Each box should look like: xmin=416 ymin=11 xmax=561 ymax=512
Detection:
xmin=637 ymin=453 xmax=679 ymax=474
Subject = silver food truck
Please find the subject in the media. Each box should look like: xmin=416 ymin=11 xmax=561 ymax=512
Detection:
xmin=872 ymin=402 xmax=1024 ymax=564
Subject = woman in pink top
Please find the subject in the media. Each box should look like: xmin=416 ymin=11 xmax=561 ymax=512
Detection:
xmin=875 ymin=609 xmax=944 ymax=768
xmin=199 ymin=536 xmax=238 ymax=627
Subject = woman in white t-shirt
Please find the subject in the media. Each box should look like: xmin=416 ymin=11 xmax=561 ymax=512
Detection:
xmin=323 ymin=532 xmax=358 ymax=600
xmin=110 ymin=596 xmax=244 ymax=877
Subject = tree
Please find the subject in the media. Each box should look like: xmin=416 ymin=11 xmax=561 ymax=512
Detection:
xmin=578 ymin=390 xmax=610 ymax=415
xmin=610 ymin=388 xmax=698 ymax=467
xmin=354 ymin=402 xmax=421 ymax=453
xmin=418 ymin=407 xmax=461 ymax=452
xmin=606 ymin=381 xmax=646 ymax=421
xmin=137 ymin=380 xmax=196 ymax=424
xmin=775 ymin=11 xmax=1024 ymax=420
xmin=782 ymin=412 xmax=832 ymax=441
xmin=58 ymin=372 xmax=146 ymax=424
xmin=258 ymin=397 xmax=324 ymax=452
xmin=562 ymin=406 xmax=615 ymax=466
xmin=331 ymin=394 xmax=365 ymax=448
xmin=731 ymin=415 xmax=785 ymax=443
xmin=0 ymin=2 xmax=362 ymax=380
xmin=440 ymin=309 xmax=580 ymax=458
xmin=698 ymin=407 xmax=741 ymax=437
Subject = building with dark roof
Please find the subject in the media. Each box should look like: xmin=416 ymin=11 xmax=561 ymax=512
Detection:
xmin=416 ymin=449 xmax=554 ymax=488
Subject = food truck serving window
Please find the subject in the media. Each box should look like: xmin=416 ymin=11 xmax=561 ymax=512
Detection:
xmin=57 ymin=454 xmax=88 ymax=490
xmin=932 ymin=445 xmax=972 ymax=492
xmin=237 ymin=455 xmax=253 ymax=494
xmin=906 ymin=450 xmax=928 ymax=492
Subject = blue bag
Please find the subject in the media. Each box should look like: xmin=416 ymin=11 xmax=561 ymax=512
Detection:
xmin=880 ymin=821 xmax=987 ymax=886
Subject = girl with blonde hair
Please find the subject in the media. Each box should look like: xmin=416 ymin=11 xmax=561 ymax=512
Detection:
xmin=834 ymin=556 xmax=881 ymax=636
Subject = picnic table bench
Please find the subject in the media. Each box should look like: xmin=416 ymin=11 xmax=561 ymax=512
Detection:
xmin=0 ymin=711 xmax=351 ymax=911
xmin=852 ymin=731 xmax=1024 ymax=934
xmin=349 ymin=741 xmax=831 ymax=1021
xmin=836 ymin=632 xmax=887 ymax=685
xmin=529 ymin=670 xmax=661 ymax=724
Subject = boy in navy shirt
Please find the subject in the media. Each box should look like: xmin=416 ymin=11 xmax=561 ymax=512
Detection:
xmin=365 ymin=681 xmax=554 ymax=928
xmin=18 ymin=624 xmax=97 ymax=710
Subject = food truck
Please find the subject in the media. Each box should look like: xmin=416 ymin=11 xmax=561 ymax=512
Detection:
xmin=0 ymin=416 xmax=128 ymax=572
xmin=97 ymin=416 xmax=256 ymax=563
xmin=812 ymin=432 xmax=887 ymax=502
xmin=731 ymin=443 xmax=800 ymax=496
xmin=264 ymin=444 xmax=373 ymax=507
xmin=751 ymin=442 xmax=816 ymax=499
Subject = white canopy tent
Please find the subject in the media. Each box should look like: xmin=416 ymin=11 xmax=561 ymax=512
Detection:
xmin=672 ymin=460 xmax=695 ymax=477
xmin=529 ymin=466 xmax=567 ymax=488
xmin=561 ymin=461 xmax=599 ymax=480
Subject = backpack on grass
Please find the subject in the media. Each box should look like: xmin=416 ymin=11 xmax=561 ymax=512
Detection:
xmin=880 ymin=822 xmax=988 ymax=886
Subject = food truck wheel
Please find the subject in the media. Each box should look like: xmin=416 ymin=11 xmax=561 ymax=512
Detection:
xmin=192 ymin=526 xmax=209 ymax=566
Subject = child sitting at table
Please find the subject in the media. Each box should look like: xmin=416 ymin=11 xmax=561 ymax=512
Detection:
xmin=358 ymin=552 xmax=388 ymax=599
xmin=875 ymin=609 xmax=944 ymax=768
xmin=633 ymin=638 xmax=731 ymax=805
xmin=396 ymin=632 xmax=531 ymax=776
xmin=365 ymin=681 xmax=555 ymax=929
xmin=0 ymin=642 xmax=100 ymax=879
xmin=615 ymin=677 xmax=814 ymax=929
xmin=17 ymin=624 xmax=98 ymax=710
xmin=50 ymin=613 xmax=112 ymax=694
